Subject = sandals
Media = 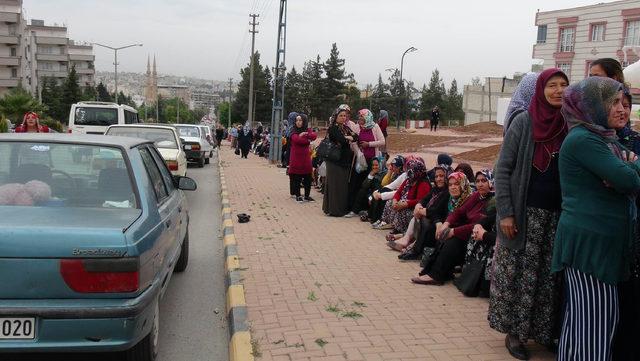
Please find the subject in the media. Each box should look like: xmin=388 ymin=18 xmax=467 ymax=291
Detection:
xmin=385 ymin=233 xmax=402 ymax=242
xmin=386 ymin=240 xmax=405 ymax=252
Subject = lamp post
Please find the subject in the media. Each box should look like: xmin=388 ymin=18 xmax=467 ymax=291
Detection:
xmin=93 ymin=43 xmax=143 ymax=104
xmin=397 ymin=46 xmax=417 ymax=130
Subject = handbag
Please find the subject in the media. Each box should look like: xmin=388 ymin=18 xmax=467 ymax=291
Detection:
xmin=419 ymin=243 xmax=442 ymax=271
xmin=234 ymin=147 xmax=240 ymax=155
xmin=316 ymin=137 xmax=341 ymax=162
xmin=453 ymin=260 xmax=485 ymax=297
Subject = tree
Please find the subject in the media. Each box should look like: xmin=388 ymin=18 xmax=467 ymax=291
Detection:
xmin=61 ymin=65 xmax=81 ymax=124
xmin=284 ymin=66 xmax=304 ymax=115
xmin=81 ymin=85 xmax=96 ymax=101
xmin=96 ymin=82 xmax=112 ymax=102
xmin=323 ymin=43 xmax=347 ymax=117
xmin=302 ymin=56 xmax=325 ymax=120
xmin=218 ymin=102 xmax=231 ymax=127
xmin=41 ymin=77 xmax=64 ymax=121
xmin=232 ymin=52 xmax=272 ymax=125
xmin=419 ymin=69 xmax=446 ymax=120
xmin=0 ymin=87 xmax=46 ymax=125
xmin=445 ymin=79 xmax=464 ymax=125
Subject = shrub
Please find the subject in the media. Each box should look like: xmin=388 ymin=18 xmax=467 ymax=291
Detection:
xmin=40 ymin=118 xmax=63 ymax=132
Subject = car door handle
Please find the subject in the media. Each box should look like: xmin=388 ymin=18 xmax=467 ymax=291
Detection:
xmin=165 ymin=220 xmax=172 ymax=228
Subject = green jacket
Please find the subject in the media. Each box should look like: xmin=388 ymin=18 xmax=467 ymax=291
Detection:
xmin=552 ymin=125 xmax=640 ymax=285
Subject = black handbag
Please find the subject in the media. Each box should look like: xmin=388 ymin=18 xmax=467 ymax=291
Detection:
xmin=234 ymin=147 xmax=240 ymax=155
xmin=453 ymin=260 xmax=485 ymax=297
xmin=316 ymin=137 xmax=341 ymax=162
xmin=419 ymin=244 xmax=440 ymax=271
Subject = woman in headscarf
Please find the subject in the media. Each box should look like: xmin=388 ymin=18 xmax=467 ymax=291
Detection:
xmin=15 ymin=112 xmax=49 ymax=133
xmin=338 ymin=104 xmax=360 ymax=135
xmin=553 ymin=77 xmax=640 ymax=360
xmin=489 ymin=68 xmax=569 ymax=360
xmin=384 ymin=158 xmax=430 ymax=236
xmin=378 ymin=109 xmax=389 ymax=140
xmin=454 ymin=163 xmax=475 ymax=191
xmin=350 ymin=156 xmax=387 ymax=217
xmin=454 ymin=169 xmax=497 ymax=297
xmin=412 ymin=170 xmax=493 ymax=285
xmin=503 ymin=72 xmax=539 ymax=134
xmin=281 ymin=112 xmax=298 ymax=168
xmin=394 ymin=164 xmax=453 ymax=259
xmin=369 ymin=155 xmax=405 ymax=225
xmin=322 ymin=107 xmax=358 ymax=216
xmin=344 ymin=109 xmax=387 ymax=217
xmin=238 ymin=120 xmax=253 ymax=158
xmin=288 ymin=113 xmax=317 ymax=202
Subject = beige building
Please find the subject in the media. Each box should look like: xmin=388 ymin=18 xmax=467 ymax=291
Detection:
xmin=0 ymin=0 xmax=94 ymax=97
xmin=462 ymin=77 xmax=519 ymax=125
xmin=158 ymin=84 xmax=191 ymax=109
xmin=533 ymin=0 xmax=640 ymax=84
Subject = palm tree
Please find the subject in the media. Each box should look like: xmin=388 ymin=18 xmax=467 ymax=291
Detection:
xmin=0 ymin=87 xmax=46 ymax=126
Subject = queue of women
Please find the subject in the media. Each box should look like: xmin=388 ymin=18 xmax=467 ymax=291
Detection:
xmin=245 ymin=57 xmax=638 ymax=360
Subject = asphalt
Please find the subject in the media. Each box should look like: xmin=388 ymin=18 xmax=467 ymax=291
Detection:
xmin=6 ymin=155 xmax=228 ymax=361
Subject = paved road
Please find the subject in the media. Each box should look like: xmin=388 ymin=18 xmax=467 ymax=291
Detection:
xmin=6 ymin=155 xmax=228 ymax=361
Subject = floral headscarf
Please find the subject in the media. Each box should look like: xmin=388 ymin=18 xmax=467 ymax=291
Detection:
xmin=475 ymin=169 xmax=494 ymax=189
xmin=358 ymin=109 xmax=376 ymax=129
xmin=562 ymin=77 xmax=623 ymax=144
xmin=447 ymin=171 xmax=472 ymax=212
xmin=372 ymin=155 xmax=387 ymax=174
xmin=405 ymin=158 xmax=426 ymax=183
xmin=243 ymin=120 xmax=251 ymax=136
xmin=504 ymin=72 xmax=539 ymax=132
xmin=378 ymin=110 xmax=389 ymax=123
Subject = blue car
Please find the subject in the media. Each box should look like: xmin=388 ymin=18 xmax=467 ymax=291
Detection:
xmin=0 ymin=134 xmax=196 ymax=360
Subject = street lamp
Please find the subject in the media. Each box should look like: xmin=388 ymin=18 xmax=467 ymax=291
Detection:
xmin=93 ymin=42 xmax=143 ymax=104
xmin=397 ymin=46 xmax=417 ymax=130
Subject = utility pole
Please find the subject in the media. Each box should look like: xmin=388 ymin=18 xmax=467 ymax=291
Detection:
xmin=268 ymin=0 xmax=288 ymax=163
xmin=228 ymin=78 xmax=233 ymax=128
xmin=248 ymin=14 xmax=259 ymax=127
xmin=176 ymin=97 xmax=180 ymax=123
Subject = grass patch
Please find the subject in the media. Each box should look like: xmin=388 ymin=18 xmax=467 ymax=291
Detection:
xmin=315 ymin=338 xmax=328 ymax=347
xmin=307 ymin=291 xmax=318 ymax=301
xmin=272 ymin=339 xmax=284 ymax=345
xmin=351 ymin=301 xmax=367 ymax=307
xmin=341 ymin=310 xmax=363 ymax=319
xmin=251 ymin=338 xmax=262 ymax=357
xmin=325 ymin=303 xmax=341 ymax=313
xmin=314 ymin=281 xmax=322 ymax=288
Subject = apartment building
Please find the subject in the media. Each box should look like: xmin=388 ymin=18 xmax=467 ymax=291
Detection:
xmin=0 ymin=0 xmax=94 ymax=97
xmin=533 ymin=0 xmax=639 ymax=83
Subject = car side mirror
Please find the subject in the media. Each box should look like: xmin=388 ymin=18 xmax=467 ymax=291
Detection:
xmin=175 ymin=176 xmax=197 ymax=191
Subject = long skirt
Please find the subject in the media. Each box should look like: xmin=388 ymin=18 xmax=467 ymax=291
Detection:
xmin=322 ymin=161 xmax=350 ymax=216
xmin=559 ymin=267 xmax=618 ymax=361
xmin=487 ymin=207 xmax=561 ymax=345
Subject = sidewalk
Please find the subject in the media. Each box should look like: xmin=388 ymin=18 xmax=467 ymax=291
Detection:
xmin=219 ymin=146 xmax=554 ymax=361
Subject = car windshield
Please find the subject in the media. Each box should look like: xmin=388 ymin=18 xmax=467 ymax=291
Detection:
xmin=0 ymin=142 xmax=137 ymax=208
xmin=73 ymin=107 xmax=119 ymax=126
xmin=106 ymin=127 xmax=178 ymax=149
xmin=175 ymin=126 xmax=200 ymax=138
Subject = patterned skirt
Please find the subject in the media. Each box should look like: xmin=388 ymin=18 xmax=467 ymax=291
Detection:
xmin=487 ymin=207 xmax=561 ymax=345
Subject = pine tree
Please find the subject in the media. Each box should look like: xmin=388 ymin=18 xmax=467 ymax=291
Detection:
xmin=302 ymin=56 xmax=325 ymax=120
xmin=323 ymin=43 xmax=347 ymax=117
xmin=96 ymin=82 xmax=112 ymax=102
xmin=419 ymin=69 xmax=446 ymax=121
xmin=284 ymin=66 xmax=304 ymax=114
xmin=445 ymin=79 xmax=464 ymax=125
xmin=232 ymin=52 xmax=272 ymax=125
xmin=81 ymin=85 xmax=97 ymax=101
xmin=61 ymin=66 xmax=81 ymax=123
xmin=41 ymin=77 xmax=64 ymax=121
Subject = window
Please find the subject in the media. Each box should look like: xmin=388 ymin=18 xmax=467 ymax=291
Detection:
xmin=559 ymin=27 xmax=575 ymax=52
xmin=38 ymin=62 xmax=54 ymax=70
xmin=107 ymin=127 xmax=178 ymax=149
xmin=537 ymin=25 xmax=547 ymax=44
xmin=557 ymin=63 xmax=571 ymax=78
xmin=591 ymin=23 xmax=605 ymax=42
xmin=11 ymin=68 xmax=17 ymax=78
xmin=10 ymin=47 xmax=16 ymax=57
xmin=124 ymin=110 xmax=139 ymax=124
xmin=139 ymin=147 xmax=169 ymax=203
xmin=73 ymin=107 xmax=118 ymax=126
xmin=8 ymin=24 xmax=16 ymax=35
xmin=625 ymin=20 xmax=640 ymax=46
xmin=148 ymin=146 xmax=176 ymax=193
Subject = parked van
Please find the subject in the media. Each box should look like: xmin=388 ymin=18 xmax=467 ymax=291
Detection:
xmin=68 ymin=101 xmax=139 ymax=134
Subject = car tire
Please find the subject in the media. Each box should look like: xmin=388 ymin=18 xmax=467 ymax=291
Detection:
xmin=125 ymin=301 xmax=159 ymax=361
xmin=205 ymin=156 xmax=210 ymax=165
xmin=198 ymin=155 xmax=205 ymax=168
xmin=174 ymin=229 xmax=189 ymax=273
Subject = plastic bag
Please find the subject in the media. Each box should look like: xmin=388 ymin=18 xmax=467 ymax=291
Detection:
xmin=354 ymin=149 xmax=368 ymax=174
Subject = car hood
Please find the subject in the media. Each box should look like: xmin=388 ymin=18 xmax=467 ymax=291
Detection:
xmin=158 ymin=148 xmax=180 ymax=160
xmin=0 ymin=207 xmax=142 ymax=258
xmin=180 ymin=136 xmax=202 ymax=144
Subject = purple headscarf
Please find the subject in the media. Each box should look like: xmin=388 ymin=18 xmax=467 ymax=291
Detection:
xmin=504 ymin=72 xmax=539 ymax=133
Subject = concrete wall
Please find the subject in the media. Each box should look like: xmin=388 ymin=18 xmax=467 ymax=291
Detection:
xmin=462 ymin=77 xmax=518 ymax=125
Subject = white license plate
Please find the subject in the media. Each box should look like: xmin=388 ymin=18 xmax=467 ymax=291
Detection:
xmin=0 ymin=318 xmax=36 ymax=339
xmin=184 ymin=145 xmax=192 ymax=150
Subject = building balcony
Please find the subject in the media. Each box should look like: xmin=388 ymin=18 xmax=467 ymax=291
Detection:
xmin=0 ymin=35 xmax=19 ymax=44
xmin=36 ymin=53 xmax=68 ymax=62
xmin=0 ymin=12 xmax=19 ymax=23
xmin=68 ymin=54 xmax=94 ymax=61
xmin=0 ymin=56 xmax=19 ymax=66
xmin=35 ymin=36 xmax=67 ymax=45
xmin=0 ymin=78 xmax=19 ymax=87
xmin=76 ymin=68 xmax=94 ymax=74
xmin=37 ymin=69 xmax=67 ymax=78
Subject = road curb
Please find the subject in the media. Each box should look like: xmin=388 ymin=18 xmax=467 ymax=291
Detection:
xmin=218 ymin=157 xmax=254 ymax=361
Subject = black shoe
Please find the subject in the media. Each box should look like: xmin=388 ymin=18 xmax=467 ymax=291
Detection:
xmin=296 ymin=196 xmax=304 ymax=203
xmin=505 ymin=335 xmax=529 ymax=360
xmin=304 ymin=196 xmax=315 ymax=202
xmin=398 ymin=252 xmax=420 ymax=261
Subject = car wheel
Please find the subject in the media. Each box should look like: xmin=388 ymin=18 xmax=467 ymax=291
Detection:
xmin=205 ymin=156 xmax=210 ymax=165
xmin=198 ymin=156 xmax=205 ymax=168
xmin=174 ymin=229 xmax=189 ymax=273
xmin=125 ymin=301 xmax=159 ymax=361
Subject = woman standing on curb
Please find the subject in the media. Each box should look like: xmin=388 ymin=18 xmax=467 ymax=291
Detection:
xmin=238 ymin=121 xmax=253 ymax=159
xmin=488 ymin=68 xmax=569 ymax=360
xmin=288 ymin=113 xmax=317 ymax=202
xmin=554 ymin=77 xmax=640 ymax=360
xmin=322 ymin=107 xmax=357 ymax=216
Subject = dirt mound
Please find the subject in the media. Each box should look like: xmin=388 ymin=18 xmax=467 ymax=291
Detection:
xmin=452 ymin=122 xmax=503 ymax=136
xmin=455 ymin=144 xmax=502 ymax=165
xmin=386 ymin=133 xmax=457 ymax=152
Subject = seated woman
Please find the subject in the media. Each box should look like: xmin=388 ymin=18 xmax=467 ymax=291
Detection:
xmin=411 ymin=170 xmax=494 ymax=285
xmin=454 ymin=169 xmax=497 ymax=297
xmin=369 ymin=155 xmax=405 ymax=226
xmin=387 ymin=164 xmax=452 ymax=256
xmin=380 ymin=159 xmax=430 ymax=236
xmin=350 ymin=156 xmax=387 ymax=216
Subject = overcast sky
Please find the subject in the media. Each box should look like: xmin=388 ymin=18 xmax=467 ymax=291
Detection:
xmin=24 ymin=0 xmax=614 ymax=88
